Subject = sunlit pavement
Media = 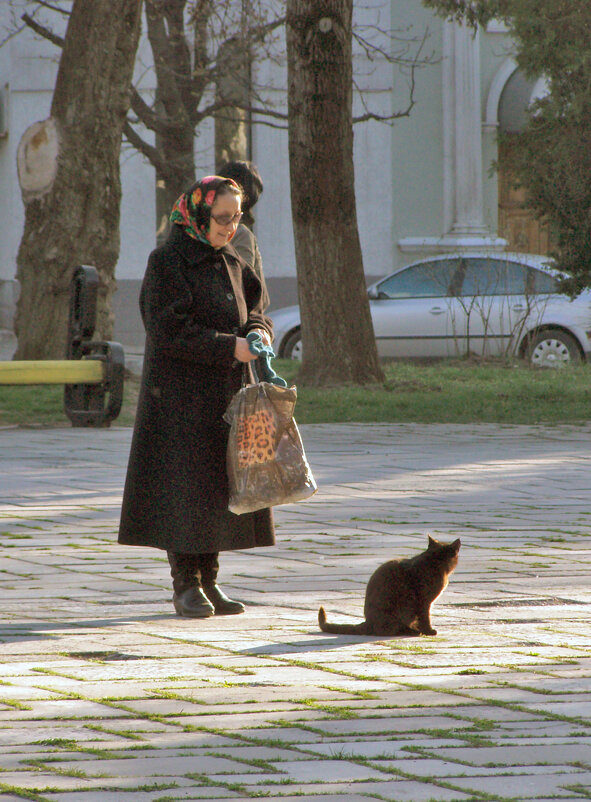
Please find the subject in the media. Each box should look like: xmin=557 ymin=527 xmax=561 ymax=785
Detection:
xmin=0 ymin=422 xmax=590 ymax=802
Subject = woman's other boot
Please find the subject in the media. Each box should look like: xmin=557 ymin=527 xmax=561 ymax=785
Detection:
xmin=198 ymin=552 xmax=245 ymax=615
xmin=167 ymin=552 xmax=214 ymax=618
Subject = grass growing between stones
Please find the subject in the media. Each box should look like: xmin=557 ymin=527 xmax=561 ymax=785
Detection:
xmin=0 ymin=785 xmax=58 ymax=802
xmin=3 ymin=359 xmax=591 ymax=426
xmin=290 ymin=698 xmax=359 ymax=718
xmin=564 ymin=784 xmax=591 ymax=798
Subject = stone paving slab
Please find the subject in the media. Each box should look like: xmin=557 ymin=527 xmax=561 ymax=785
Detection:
xmin=0 ymin=422 xmax=590 ymax=801
xmin=451 ymin=771 xmax=591 ymax=798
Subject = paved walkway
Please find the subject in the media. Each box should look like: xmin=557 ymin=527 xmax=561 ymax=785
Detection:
xmin=0 ymin=422 xmax=590 ymax=802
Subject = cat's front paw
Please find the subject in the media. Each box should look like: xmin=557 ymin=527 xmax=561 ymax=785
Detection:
xmin=422 ymin=627 xmax=437 ymax=636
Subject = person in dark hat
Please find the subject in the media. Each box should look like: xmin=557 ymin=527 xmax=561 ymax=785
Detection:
xmin=118 ymin=175 xmax=274 ymax=619
xmin=218 ymin=160 xmax=270 ymax=310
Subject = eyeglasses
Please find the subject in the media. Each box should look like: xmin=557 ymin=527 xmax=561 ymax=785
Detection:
xmin=211 ymin=211 xmax=243 ymax=228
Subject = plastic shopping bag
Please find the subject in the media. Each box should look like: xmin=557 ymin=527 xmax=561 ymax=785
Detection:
xmin=224 ymin=382 xmax=317 ymax=515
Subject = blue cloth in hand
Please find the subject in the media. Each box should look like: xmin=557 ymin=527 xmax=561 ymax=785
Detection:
xmin=246 ymin=331 xmax=288 ymax=387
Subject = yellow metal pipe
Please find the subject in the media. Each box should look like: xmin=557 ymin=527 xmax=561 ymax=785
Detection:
xmin=0 ymin=360 xmax=104 ymax=385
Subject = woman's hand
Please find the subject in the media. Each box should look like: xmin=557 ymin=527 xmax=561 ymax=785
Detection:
xmin=234 ymin=337 xmax=258 ymax=363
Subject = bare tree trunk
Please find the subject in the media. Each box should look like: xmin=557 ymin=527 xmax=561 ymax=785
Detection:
xmin=286 ymin=0 xmax=384 ymax=386
xmin=146 ymin=0 xmax=196 ymax=244
xmin=214 ymin=35 xmax=251 ymax=168
xmin=14 ymin=0 xmax=142 ymax=359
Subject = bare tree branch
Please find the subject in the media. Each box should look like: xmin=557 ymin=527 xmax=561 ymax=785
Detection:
xmin=187 ymin=13 xmax=286 ymax=102
xmin=241 ymin=117 xmax=288 ymax=130
xmin=129 ymin=85 xmax=186 ymax=138
xmin=123 ymin=120 xmax=174 ymax=179
xmin=0 ymin=22 xmax=26 ymax=47
xmin=353 ymin=59 xmax=417 ymax=124
xmin=35 ymin=1 xmax=71 ymax=15
xmin=236 ymin=103 xmax=287 ymax=122
xmin=352 ymin=24 xmax=434 ymax=65
xmin=352 ymin=106 xmax=414 ymax=124
xmin=21 ymin=12 xmax=64 ymax=47
xmin=215 ymin=105 xmax=288 ymax=130
xmin=244 ymin=14 xmax=286 ymax=45
xmin=352 ymin=24 xmax=427 ymax=124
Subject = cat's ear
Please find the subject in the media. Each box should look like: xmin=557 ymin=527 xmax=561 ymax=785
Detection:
xmin=427 ymin=535 xmax=438 ymax=549
xmin=451 ymin=538 xmax=461 ymax=551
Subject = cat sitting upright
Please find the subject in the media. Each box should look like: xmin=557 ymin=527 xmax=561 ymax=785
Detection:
xmin=318 ymin=536 xmax=460 ymax=637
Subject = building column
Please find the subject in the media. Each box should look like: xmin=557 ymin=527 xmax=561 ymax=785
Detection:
xmin=445 ymin=20 xmax=488 ymax=236
xmin=399 ymin=19 xmax=505 ymax=255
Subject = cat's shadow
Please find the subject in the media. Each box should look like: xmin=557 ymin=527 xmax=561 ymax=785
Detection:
xmin=242 ymin=632 xmax=408 ymax=656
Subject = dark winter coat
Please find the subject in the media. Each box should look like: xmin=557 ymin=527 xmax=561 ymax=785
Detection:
xmin=118 ymin=224 xmax=275 ymax=554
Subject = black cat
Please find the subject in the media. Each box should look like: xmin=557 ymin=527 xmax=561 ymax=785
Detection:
xmin=318 ymin=536 xmax=460 ymax=636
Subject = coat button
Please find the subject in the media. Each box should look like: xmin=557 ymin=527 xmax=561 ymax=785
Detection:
xmin=226 ymin=292 xmax=234 ymax=301
xmin=232 ymin=327 xmax=239 ymax=334
xmin=215 ymin=263 xmax=221 ymax=270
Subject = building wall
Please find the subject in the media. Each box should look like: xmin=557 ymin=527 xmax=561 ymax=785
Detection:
xmin=390 ymin=3 xmax=446 ymax=255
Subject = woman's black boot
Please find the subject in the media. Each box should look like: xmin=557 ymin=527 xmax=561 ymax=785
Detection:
xmin=167 ymin=552 xmax=214 ymax=618
xmin=199 ymin=553 xmax=245 ymax=615
xmin=202 ymin=583 xmax=245 ymax=615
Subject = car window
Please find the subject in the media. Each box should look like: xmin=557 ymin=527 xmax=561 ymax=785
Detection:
xmin=459 ymin=258 xmax=529 ymax=296
xmin=376 ymin=260 xmax=459 ymax=299
xmin=527 ymin=267 xmax=559 ymax=294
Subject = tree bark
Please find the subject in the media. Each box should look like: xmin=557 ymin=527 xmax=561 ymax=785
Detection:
xmin=14 ymin=0 xmax=142 ymax=359
xmin=146 ymin=0 xmax=197 ymax=243
xmin=286 ymin=1 xmax=384 ymax=386
xmin=214 ymin=35 xmax=251 ymax=169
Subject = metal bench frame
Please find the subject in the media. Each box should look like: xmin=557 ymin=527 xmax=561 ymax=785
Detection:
xmin=0 ymin=266 xmax=125 ymax=427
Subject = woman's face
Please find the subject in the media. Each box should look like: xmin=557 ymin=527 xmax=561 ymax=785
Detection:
xmin=207 ymin=192 xmax=242 ymax=249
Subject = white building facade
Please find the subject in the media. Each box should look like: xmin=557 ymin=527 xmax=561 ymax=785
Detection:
xmin=0 ymin=2 xmax=541 ymax=348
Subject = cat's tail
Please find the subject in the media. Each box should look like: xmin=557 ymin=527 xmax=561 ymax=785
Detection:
xmin=318 ymin=606 xmax=370 ymax=635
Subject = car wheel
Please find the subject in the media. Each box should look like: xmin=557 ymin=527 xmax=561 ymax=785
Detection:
xmin=282 ymin=329 xmax=302 ymax=360
xmin=527 ymin=328 xmax=581 ymax=367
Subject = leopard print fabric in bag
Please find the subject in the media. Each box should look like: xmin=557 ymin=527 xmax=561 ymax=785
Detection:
xmin=236 ymin=408 xmax=277 ymax=467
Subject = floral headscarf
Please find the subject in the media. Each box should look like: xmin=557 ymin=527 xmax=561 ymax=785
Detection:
xmin=170 ymin=175 xmax=240 ymax=245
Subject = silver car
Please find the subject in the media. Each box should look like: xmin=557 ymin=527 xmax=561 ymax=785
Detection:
xmin=270 ymin=253 xmax=591 ymax=367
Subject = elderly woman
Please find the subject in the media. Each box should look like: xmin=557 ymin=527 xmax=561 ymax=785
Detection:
xmin=118 ymin=176 xmax=274 ymax=618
